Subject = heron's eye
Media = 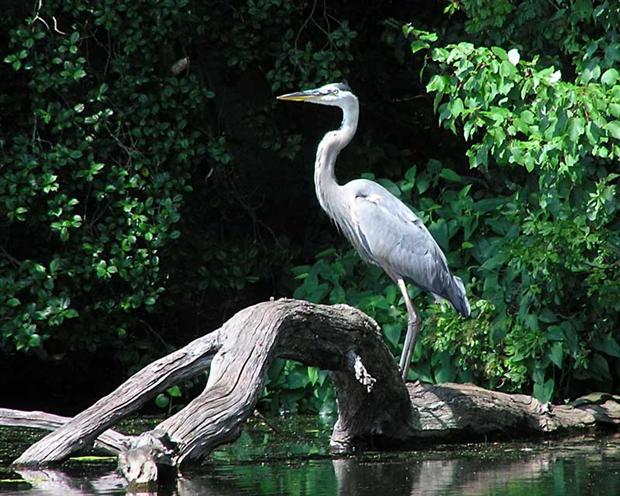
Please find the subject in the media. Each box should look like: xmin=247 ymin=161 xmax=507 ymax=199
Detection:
xmin=333 ymin=89 xmax=339 ymax=95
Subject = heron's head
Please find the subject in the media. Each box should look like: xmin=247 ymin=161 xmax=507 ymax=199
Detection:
xmin=277 ymin=82 xmax=357 ymax=108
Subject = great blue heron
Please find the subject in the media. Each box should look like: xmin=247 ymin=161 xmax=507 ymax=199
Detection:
xmin=277 ymin=82 xmax=470 ymax=381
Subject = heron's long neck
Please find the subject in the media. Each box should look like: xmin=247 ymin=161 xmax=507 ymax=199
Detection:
xmin=314 ymin=100 xmax=359 ymax=219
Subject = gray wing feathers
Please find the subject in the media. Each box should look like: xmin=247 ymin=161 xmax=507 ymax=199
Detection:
xmin=450 ymin=275 xmax=471 ymax=317
xmin=349 ymin=184 xmax=470 ymax=317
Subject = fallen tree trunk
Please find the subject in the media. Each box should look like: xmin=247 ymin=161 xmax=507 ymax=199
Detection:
xmin=3 ymin=299 xmax=620 ymax=487
xmin=0 ymin=409 xmax=130 ymax=453
xmin=10 ymin=299 xmax=413 ymax=485
xmin=407 ymin=382 xmax=620 ymax=437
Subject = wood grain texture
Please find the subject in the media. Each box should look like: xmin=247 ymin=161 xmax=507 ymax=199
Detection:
xmin=0 ymin=408 xmax=130 ymax=453
xmin=11 ymin=300 xmax=413 ymax=470
xmin=13 ymin=328 xmax=223 ymax=465
xmin=4 ymin=298 xmax=620 ymax=486
xmin=407 ymin=382 xmax=620 ymax=436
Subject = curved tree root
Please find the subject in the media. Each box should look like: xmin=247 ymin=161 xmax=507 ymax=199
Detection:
xmin=2 ymin=299 xmax=620 ymax=487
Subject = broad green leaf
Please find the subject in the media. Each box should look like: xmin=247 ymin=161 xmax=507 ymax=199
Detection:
xmin=427 ymin=75 xmax=448 ymax=92
xmin=439 ymin=168 xmax=461 ymax=182
xmin=410 ymin=40 xmax=430 ymax=54
xmin=561 ymin=323 xmax=579 ymax=354
xmin=520 ymin=110 xmax=535 ymax=124
xmin=434 ymin=360 xmax=457 ymax=383
xmin=377 ymin=178 xmax=402 ymax=198
xmin=567 ymin=117 xmax=585 ymax=142
xmin=589 ymin=353 xmax=611 ymax=380
xmin=545 ymin=326 xmax=566 ymax=341
xmin=491 ymin=46 xmax=508 ymax=60
xmin=474 ymin=198 xmax=505 ymax=214
xmin=533 ymin=378 xmax=554 ymax=403
xmin=499 ymin=60 xmax=516 ymax=78
xmin=416 ymin=174 xmax=430 ymax=194
xmin=592 ymin=334 xmax=620 ymax=358
xmin=601 ymin=68 xmax=619 ymax=86
xmin=383 ymin=323 xmax=401 ymax=349
xmin=607 ymin=121 xmax=620 ymax=140
xmin=286 ymin=369 xmax=310 ymax=389
xmin=155 ymin=394 xmax=169 ymax=409
xmin=539 ymin=308 xmax=558 ymax=323
xmin=408 ymin=362 xmax=433 ymax=383
xmin=166 ymin=385 xmax=182 ymax=397
xmin=429 ymin=218 xmax=449 ymax=250
xmin=451 ymin=98 xmax=464 ymax=118
xmin=549 ymin=342 xmax=563 ymax=368
xmin=307 ymin=366 xmax=319 ymax=385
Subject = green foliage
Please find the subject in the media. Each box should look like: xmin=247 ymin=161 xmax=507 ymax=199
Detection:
xmin=403 ymin=6 xmax=619 ymax=402
xmin=154 ymin=385 xmax=183 ymax=415
xmin=2 ymin=0 xmax=617 ymax=412
xmin=0 ymin=0 xmax=357 ymax=364
xmin=423 ymin=41 xmax=619 ymax=173
xmin=455 ymin=0 xmax=620 ymax=77
xmin=291 ymin=1 xmax=619 ymax=407
xmin=1 ymin=0 xmax=210 ymax=353
xmin=259 ymin=359 xmax=336 ymax=416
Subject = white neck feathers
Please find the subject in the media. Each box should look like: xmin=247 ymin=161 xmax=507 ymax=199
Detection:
xmin=313 ymin=98 xmax=359 ymax=219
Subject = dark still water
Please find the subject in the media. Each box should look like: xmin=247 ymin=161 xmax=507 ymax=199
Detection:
xmin=2 ymin=417 xmax=620 ymax=495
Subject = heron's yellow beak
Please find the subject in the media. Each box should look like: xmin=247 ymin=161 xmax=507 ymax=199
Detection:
xmin=276 ymin=89 xmax=319 ymax=102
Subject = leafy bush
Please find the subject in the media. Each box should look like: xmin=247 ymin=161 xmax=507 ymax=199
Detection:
xmin=0 ymin=0 xmax=359 ymax=361
xmin=286 ymin=0 xmax=620 ymax=408
xmin=1 ymin=1 xmax=211 ymax=353
xmin=405 ymin=0 xmax=619 ymax=402
xmin=2 ymin=0 xmax=617 ymax=412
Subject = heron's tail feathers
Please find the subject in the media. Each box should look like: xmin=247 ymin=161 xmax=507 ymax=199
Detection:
xmin=448 ymin=275 xmax=471 ymax=317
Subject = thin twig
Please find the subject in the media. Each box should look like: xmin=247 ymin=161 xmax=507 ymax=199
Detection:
xmin=52 ymin=16 xmax=67 ymax=35
xmin=31 ymin=0 xmax=50 ymax=31
xmin=253 ymin=410 xmax=283 ymax=436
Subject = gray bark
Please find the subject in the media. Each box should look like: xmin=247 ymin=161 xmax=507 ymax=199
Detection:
xmin=13 ymin=326 xmax=223 ymax=466
xmin=0 ymin=408 xmax=129 ymax=453
xmin=3 ymin=299 xmax=620 ymax=487
xmin=11 ymin=299 xmax=413 ymax=478
xmin=407 ymin=382 xmax=620 ymax=435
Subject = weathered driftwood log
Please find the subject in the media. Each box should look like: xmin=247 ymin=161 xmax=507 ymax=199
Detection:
xmin=13 ymin=325 xmax=223 ymax=467
xmin=0 ymin=408 xmax=130 ymax=453
xmin=4 ymin=299 xmax=620 ymax=487
xmin=11 ymin=299 xmax=413 ymax=480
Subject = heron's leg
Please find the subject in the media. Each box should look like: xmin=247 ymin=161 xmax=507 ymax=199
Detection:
xmin=396 ymin=278 xmax=420 ymax=382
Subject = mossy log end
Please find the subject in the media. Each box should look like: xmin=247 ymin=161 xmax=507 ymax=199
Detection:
xmin=2 ymin=299 xmax=619 ymax=486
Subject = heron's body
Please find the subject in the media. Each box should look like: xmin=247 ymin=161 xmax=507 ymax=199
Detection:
xmin=278 ymin=83 xmax=470 ymax=380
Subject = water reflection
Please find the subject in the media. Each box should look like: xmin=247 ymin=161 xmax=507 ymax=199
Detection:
xmin=332 ymin=456 xmax=552 ymax=496
xmin=9 ymin=436 xmax=620 ymax=496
